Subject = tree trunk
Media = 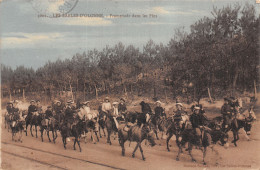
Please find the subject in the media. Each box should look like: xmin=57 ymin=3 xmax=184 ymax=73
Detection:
xmin=94 ymin=84 xmax=98 ymax=99
xmin=9 ymin=89 xmax=12 ymax=101
xmin=69 ymin=83 xmax=74 ymax=102
xmin=254 ymin=80 xmax=257 ymax=99
xmin=83 ymin=82 xmax=86 ymax=101
xmin=22 ymin=88 xmax=25 ymax=101
xmin=207 ymin=87 xmax=213 ymax=103
xmin=164 ymin=87 xmax=168 ymax=102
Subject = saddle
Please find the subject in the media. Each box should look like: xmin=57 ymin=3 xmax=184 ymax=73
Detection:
xmin=123 ymin=122 xmax=135 ymax=132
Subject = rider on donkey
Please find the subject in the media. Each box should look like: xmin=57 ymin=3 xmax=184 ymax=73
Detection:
xmin=139 ymin=101 xmax=152 ymax=126
xmin=173 ymin=103 xmax=187 ymax=130
xmin=6 ymin=101 xmax=14 ymax=115
xmin=189 ymin=106 xmax=206 ymax=147
xmin=102 ymin=97 xmax=112 ymax=114
xmin=111 ymin=102 xmax=120 ymax=129
xmin=53 ymin=100 xmax=64 ymax=124
xmin=28 ymin=100 xmax=38 ymax=118
xmin=36 ymin=100 xmax=43 ymax=114
xmin=44 ymin=106 xmax=53 ymax=126
xmin=229 ymin=97 xmax=239 ymax=129
xmin=118 ymin=98 xmax=127 ymax=119
xmin=154 ymin=100 xmax=166 ymax=128
xmin=64 ymin=100 xmax=76 ymax=142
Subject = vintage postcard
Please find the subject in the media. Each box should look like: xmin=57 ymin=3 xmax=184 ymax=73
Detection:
xmin=0 ymin=0 xmax=259 ymax=169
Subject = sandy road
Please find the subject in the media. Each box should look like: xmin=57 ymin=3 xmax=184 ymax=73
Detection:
xmin=1 ymin=114 xmax=260 ymax=170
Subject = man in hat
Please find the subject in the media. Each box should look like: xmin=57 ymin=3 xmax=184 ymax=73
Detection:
xmin=190 ymin=106 xmax=204 ymax=146
xmin=44 ymin=106 xmax=53 ymax=126
xmin=28 ymin=100 xmax=37 ymax=118
xmin=173 ymin=103 xmax=187 ymax=130
xmin=64 ymin=100 xmax=75 ymax=141
xmin=154 ymin=101 xmax=165 ymax=118
xmin=102 ymin=97 xmax=112 ymax=114
xmin=53 ymin=100 xmax=64 ymax=124
xmin=118 ymin=98 xmax=127 ymax=116
xmin=36 ymin=100 xmax=43 ymax=114
xmin=221 ymin=98 xmax=232 ymax=130
xmin=6 ymin=101 xmax=14 ymax=115
xmin=111 ymin=102 xmax=120 ymax=129
xmin=79 ymin=101 xmax=92 ymax=121
xmin=138 ymin=101 xmax=152 ymax=127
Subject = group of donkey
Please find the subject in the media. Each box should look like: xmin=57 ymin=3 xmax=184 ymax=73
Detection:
xmin=5 ymin=102 xmax=257 ymax=165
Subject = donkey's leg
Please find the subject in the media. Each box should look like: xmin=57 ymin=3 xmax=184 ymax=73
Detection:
xmin=99 ymin=126 xmax=102 ymax=138
xmin=103 ymin=128 xmax=106 ymax=137
xmin=47 ymin=129 xmax=52 ymax=142
xmin=40 ymin=128 xmax=44 ymax=142
xmin=30 ymin=124 xmax=34 ymax=137
xmin=166 ymin=132 xmax=174 ymax=152
xmin=25 ymin=123 xmax=28 ymax=136
xmin=73 ymin=137 xmax=77 ymax=150
xmin=63 ymin=137 xmax=67 ymax=149
xmin=19 ymin=130 xmax=23 ymax=143
xmin=202 ymin=147 xmax=207 ymax=165
xmin=35 ymin=125 xmax=38 ymax=138
xmin=77 ymin=137 xmax=82 ymax=152
xmin=132 ymin=143 xmax=139 ymax=158
xmin=176 ymin=145 xmax=182 ymax=161
xmin=95 ymin=131 xmax=99 ymax=142
xmin=91 ymin=130 xmax=96 ymax=144
xmin=53 ymin=130 xmax=56 ymax=143
xmin=119 ymin=138 xmax=125 ymax=156
xmin=107 ymin=129 xmax=112 ymax=145
xmin=188 ymin=144 xmax=196 ymax=162
xmin=139 ymin=144 xmax=146 ymax=161
xmin=83 ymin=131 xmax=87 ymax=144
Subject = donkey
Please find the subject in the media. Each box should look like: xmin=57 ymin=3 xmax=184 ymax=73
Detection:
xmin=60 ymin=119 xmax=85 ymax=152
xmin=118 ymin=123 xmax=156 ymax=161
xmin=176 ymin=126 xmax=229 ymax=165
xmin=25 ymin=111 xmax=41 ymax=138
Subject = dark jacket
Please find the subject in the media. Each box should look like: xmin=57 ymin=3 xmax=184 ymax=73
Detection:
xmin=140 ymin=102 xmax=152 ymax=115
xmin=28 ymin=105 xmax=37 ymax=116
xmin=118 ymin=103 xmax=127 ymax=113
xmin=65 ymin=106 xmax=74 ymax=119
xmin=174 ymin=110 xmax=186 ymax=120
xmin=154 ymin=106 xmax=164 ymax=117
xmin=221 ymin=103 xmax=232 ymax=115
xmin=6 ymin=106 xmax=13 ymax=114
xmin=54 ymin=105 xmax=64 ymax=114
xmin=190 ymin=113 xmax=206 ymax=128
xmin=45 ymin=110 xmax=53 ymax=119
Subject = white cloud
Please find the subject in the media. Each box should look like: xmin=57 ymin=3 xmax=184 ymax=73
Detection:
xmin=152 ymin=7 xmax=170 ymax=14
xmin=2 ymin=32 xmax=64 ymax=48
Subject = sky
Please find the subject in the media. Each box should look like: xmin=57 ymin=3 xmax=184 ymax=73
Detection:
xmin=0 ymin=0 xmax=259 ymax=69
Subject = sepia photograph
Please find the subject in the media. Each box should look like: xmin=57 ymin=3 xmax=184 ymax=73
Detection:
xmin=0 ymin=0 xmax=259 ymax=169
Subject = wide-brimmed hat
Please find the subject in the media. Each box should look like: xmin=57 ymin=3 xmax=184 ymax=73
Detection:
xmin=155 ymin=101 xmax=162 ymax=105
xmin=104 ymin=97 xmax=110 ymax=101
xmin=67 ymin=100 xmax=74 ymax=104
xmin=113 ymin=102 xmax=119 ymax=105
xmin=56 ymin=100 xmax=61 ymax=104
xmin=7 ymin=101 xmax=13 ymax=104
xmin=194 ymin=106 xmax=200 ymax=110
xmin=176 ymin=103 xmax=183 ymax=107
xmin=120 ymin=98 xmax=125 ymax=102
xmin=30 ymin=100 xmax=36 ymax=103
xmin=82 ymin=101 xmax=90 ymax=105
